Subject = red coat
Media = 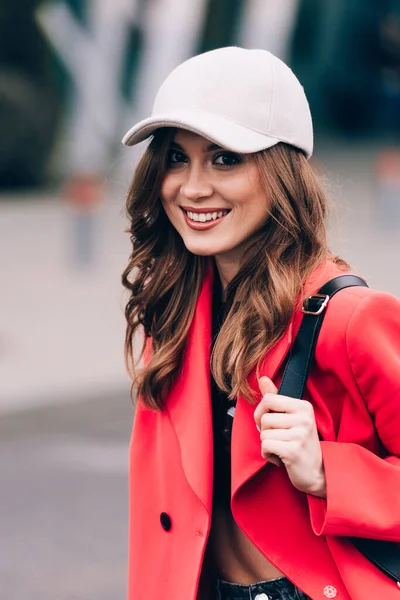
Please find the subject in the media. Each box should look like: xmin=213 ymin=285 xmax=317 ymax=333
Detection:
xmin=128 ymin=260 xmax=400 ymax=600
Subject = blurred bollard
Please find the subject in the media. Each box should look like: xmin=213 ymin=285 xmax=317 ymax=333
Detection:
xmin=64 ymin=174 xmax=104 ymax=266
xmin=374 ymin=147 xmax=400 ymax=229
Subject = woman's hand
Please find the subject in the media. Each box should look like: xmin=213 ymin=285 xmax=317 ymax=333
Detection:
xmin=254 ymin=376 xmax=326 ymax=498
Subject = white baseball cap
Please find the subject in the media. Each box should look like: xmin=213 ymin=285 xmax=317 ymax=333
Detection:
xmin=122 ymin=46 xmax=313 ymax=158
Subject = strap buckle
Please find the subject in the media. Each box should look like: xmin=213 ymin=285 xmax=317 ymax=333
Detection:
xmin=302 ymin=293 xmax=330 ymax=315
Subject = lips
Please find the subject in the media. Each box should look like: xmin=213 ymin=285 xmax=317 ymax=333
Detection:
xmin=185 ymin=209 xmax=229 ymax=223
xmin=180 ymin=206 xmax=231 ymax=231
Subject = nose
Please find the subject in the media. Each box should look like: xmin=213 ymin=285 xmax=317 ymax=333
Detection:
xmin=180 ymin=164 xmax=213 ymax=201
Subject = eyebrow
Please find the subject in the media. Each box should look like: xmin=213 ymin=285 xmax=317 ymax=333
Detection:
xmin=170 ymin=141 xmax=223 ymax=152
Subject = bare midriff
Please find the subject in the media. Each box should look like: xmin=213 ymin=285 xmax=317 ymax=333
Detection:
xmin=206 ymin=504 xmax=284 ymax=584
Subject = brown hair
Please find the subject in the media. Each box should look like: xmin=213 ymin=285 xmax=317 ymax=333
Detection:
xmin=122 ymin=130 xmax=346 ymax=409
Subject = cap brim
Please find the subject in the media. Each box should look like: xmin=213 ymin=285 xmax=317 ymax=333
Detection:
xmin=121 ymin=109 xmax=282 ymax=154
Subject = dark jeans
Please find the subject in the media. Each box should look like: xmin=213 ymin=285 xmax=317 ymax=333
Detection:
xmin=214 ymin=576 xmax=310 ymax=600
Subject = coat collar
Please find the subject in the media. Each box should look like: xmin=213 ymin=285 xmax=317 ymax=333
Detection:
xmin=166 ymin=259 xmax=348 ymax=508
xmin=166 ymin=265 xmax=214 ymax=512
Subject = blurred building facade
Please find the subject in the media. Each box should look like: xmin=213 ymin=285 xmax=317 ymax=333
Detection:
xmin=1 ymin=0 xmax=399 ymax=188
xmin=2 ymin=0 xmax=400 ymax=412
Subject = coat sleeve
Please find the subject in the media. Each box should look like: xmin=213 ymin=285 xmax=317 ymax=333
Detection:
xmin=307 ymin=291 xmax=400 ymax=540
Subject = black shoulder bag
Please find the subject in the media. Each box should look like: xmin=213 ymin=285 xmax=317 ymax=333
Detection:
xmin=278 ymin=275 xmax=400 ymax=585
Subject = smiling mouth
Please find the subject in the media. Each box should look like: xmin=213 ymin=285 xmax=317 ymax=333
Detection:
xmin=181 ymin=208 xmax=231 ymax=223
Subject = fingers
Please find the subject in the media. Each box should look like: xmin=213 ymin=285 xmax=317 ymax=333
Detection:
xmin=260 ymin=394 xmax=305 ymax=414
xmin=260 ymin=427 xmax=297 ymax=442
xmin=260 ymin=412 xmax=296 ymax=430
xmin=263 ymin=453 xmax=283 ymax=467
xmin=255 ymin=377 xmax=316 ymax=472
xmin=254 ymin=393 xmax=291 ymax=430
xmin=254 ymin=395 xmax=312 ymax=428
xmin=255 ymin=377 xmax=278 ymax=431
xmin=258 ymin=376 xmax=278 ymax=396
xmin=261 ymin=439 xmax=296 ymax=462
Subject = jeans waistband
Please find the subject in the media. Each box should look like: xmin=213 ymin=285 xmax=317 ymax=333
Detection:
xmin=215 ymin=576 xmax=306 ymax=600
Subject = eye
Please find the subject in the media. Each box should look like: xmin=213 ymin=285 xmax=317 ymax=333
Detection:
xmin=166 ymin=149 xmax=187 ymax=167
xmin=213 ymin=152 xmax=242 ymax=167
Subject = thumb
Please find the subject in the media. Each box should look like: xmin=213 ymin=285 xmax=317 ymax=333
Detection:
xmin=258 ymin=375 xmax=278 ymax=396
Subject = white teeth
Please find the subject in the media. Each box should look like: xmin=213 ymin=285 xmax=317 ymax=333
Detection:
xmin=185 ymin=209 xmax=228 ymax=223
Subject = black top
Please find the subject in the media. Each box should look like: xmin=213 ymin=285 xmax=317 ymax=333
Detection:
xmin=211 ymin=279 xmax=235 ymax=507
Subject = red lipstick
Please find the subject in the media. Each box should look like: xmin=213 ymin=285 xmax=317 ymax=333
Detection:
xmin=180 ymin=207 xmax=230 ymax=231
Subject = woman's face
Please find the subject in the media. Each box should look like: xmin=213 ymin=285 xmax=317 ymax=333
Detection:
xmin=160 ymin=130 xmax=270 ymax=269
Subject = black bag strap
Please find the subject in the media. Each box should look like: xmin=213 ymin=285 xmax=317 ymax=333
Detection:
xmin=278 ymin=275 xmax=368 ymax=399
xmin=350 ymin=538 xmax=400 ymax=585
xmin=278 ymin=274 xmax=400 ymax=585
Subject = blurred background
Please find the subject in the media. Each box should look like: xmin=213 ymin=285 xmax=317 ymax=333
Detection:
xmin=1 ymin=0 xmax=400 ymax=598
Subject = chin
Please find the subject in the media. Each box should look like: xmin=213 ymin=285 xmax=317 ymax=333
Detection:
xmin=184 ymin=241 xmax=227 ymax=257
xmin=186 ymin=246 xmax=215 ymax=257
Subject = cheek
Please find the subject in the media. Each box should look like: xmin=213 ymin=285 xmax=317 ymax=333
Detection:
xmin=160 ymin=182 xmax=181 ymax=227
xmin=160 ymin=173 xmax=179 ymax=203
xmin=160 ymin=199 xmax=175 ymax=227
xmin=221 ymin=167 xmax=269 ymax=212
xmin=160 ymin=181 xmax=169 ymax=205
xmin=244 ymin=174 xmax=271 ymax=219
xmin=232 ymin=187 xmax=270 ymax=222
xmin=160 ymin=178 xmax=175 ymax=217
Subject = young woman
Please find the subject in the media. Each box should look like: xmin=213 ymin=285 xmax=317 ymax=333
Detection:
xmin=121 ymin=47 xmax=400 ymax=600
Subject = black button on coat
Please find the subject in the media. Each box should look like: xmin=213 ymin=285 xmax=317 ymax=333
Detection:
xmin=160 ymin=512 xmax=172 ymax=531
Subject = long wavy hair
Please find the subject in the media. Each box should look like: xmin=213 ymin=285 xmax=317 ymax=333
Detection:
xmin=122 ymin=129 xmax=347 ymax=409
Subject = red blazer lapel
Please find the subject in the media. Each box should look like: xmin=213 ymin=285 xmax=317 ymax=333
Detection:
xmin=166 ymin=266 xmax=214 ymax=514
xmin=231 ymin=320 xmax=293 ymax=496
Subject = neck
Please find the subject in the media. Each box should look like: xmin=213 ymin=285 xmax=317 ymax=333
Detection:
xmin=213 ymin=238 xmax=256 ymax=291
xmin=213 ymin=255 xmax=240 ymax=292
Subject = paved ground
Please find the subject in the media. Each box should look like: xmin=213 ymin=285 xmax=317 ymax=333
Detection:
xmin=0 ymin=393 xmax=134 ymax=600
